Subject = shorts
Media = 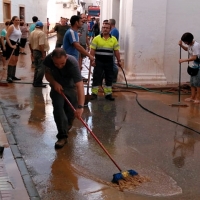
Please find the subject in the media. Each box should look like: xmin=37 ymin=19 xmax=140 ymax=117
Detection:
xmin=20 ymin=38 xmax=27 ymax=48
xmin=0 ymin=44 xmax=6 ymax=57
xmin=5 ymin=40 xmax=20 ymax=60
xmin=190 ymin=68 xmax=200 ymax=87
xmin=80 ymin=44 xmax=86 ymax=58
xmin=88 ymin=31 xmax=94 ymax=37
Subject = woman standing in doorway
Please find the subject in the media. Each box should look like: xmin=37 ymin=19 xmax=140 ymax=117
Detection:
xmin=5 ymin=16 xmax=22 ymax=83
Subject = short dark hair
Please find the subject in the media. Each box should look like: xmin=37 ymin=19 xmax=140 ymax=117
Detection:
xmin=103 ymin=19 xmax=108 ymax=24
xmin=109 ymin=19 xmax=116 ymax=25
xmin=181 ymin=32 xmax=194 ymax=44
xmin=70 ymin=15 xmax=82 ymax=26
xmin=32 ymin=16 xmax=38 ymax=23
xmin=51 ymin=48 xmax=67 ymax=58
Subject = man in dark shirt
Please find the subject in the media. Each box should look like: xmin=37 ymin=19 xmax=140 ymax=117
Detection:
xmin=47 ymin=17 xmax=70 ymax=48
xmin=44 ymin=48 xmax=85 ymax=149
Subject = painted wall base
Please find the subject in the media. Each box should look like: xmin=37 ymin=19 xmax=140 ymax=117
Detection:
xmin=118 ymin=72 xmax=167 ymax=86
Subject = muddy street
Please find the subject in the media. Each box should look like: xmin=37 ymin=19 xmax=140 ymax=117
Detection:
xmin=0 ymin=37 xmax=200 ymax=200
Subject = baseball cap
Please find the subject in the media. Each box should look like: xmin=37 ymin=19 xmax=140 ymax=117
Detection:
xmin=35 ymin=21 xmax=43 ymax=27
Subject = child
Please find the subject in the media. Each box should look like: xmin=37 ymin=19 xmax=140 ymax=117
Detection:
xmin=179 ymin=32 xmax=200 ymax=103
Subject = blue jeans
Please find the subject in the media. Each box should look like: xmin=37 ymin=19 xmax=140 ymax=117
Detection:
xmin=113 ymin=56 xmax=118 ymax=83
xmin=33 ymin=50 xmax=45 ymax=85
xmin=50 ymin=88 xmax=77 ymax=139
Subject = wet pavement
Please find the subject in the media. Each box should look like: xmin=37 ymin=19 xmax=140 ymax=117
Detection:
xmin=0 ymin=37 xmax=200 ymax=199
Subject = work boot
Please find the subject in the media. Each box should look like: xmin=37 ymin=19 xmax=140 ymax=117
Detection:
xmin=6 ymin=77 xmax=13 ymax=83
xmin=12 ymin=77 xmax=21 ymax=81
xmin=7 ymin=65 xmax=13 ymax=83
xmin=12 ymin=66 xmax=21 ymax=80
xmin=105 ymin=94 xmax=115 ymax=101
xmin=55 ymin=138 xmax=68 ymax=149
xmin=90 ymin=94 xmax=97 ymax=100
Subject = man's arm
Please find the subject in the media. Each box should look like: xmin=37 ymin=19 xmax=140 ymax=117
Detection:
xmin=114 ymin=50 xmax=122 ymax=68
xmin=45 ymin=67 xmax=63 ymax=93
xmin=75 ymin=81 xmax=85 ymax=106
xmin=178 ymin=40 xmax=188 ymax=51
xmin=75 ymin=81 xmax=85 ymax=119
xmin=73 ymin=42 xmax=94 ymax=61
xmin=179 ymin=55 xmax=197 ymax=64
xmin=38 ymin=33 xmax=46 ymax=59
xmin=47 ymin=27 xmax=55 ymax=34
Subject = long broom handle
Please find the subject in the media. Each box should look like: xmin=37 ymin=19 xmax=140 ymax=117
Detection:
xmin=60 ymin=91 xmax=122 ymax=172
xmin=178 ymin=45 xmax=181 ymax=103
xmin=86 ymin=63 xmax=92 ymax=94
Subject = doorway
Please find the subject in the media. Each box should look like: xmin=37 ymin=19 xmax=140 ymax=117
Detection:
xmin=19 ymin=6 xmax=25 ymax=21
xmin=3 ymin=0 xmax=11 ymax=21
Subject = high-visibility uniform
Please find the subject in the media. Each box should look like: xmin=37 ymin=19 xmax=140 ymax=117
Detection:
xmin=90 ymin=34 xmax=119 ymax=96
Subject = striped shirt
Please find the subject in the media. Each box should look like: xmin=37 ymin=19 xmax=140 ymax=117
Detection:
xmin=90 ymin=34 xmax=119 ymax=61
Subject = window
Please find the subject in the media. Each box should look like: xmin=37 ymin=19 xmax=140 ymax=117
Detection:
xmin=3 ymin=0 xmax=11 ymax=22
xmin=19 ymin=6 xmax=25 ymax=21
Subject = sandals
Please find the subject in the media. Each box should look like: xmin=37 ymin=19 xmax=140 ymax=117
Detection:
xmin=185 ymin=97 xmax=200 ymax=103
xmin=194 ymin=100 xmax=200 ymax=104
xmin=184 ymin=97 xmax=195 ymax=102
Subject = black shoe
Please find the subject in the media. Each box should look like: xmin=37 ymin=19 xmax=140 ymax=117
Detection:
xmin=12 ymin=77 xmax=21 ymax=81
xmin=90 ymin=94 xmax=97 ymax=100
xmin=55 ymin=138 xmax=68 ymax=149
xmin=105 ymin=94 xmax=115 ymax=101
xmin=33 ymin=84 xmax=46 ymax=88
xmin=67 ymin=125 xmax=73 ymax=132
xmin=6 ymin=77 xmax=13 ymax=83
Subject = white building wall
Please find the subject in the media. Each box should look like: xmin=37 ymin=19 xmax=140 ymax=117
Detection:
xmin=164 ymin=0 xmax=200 ymax=83
xmin=101 ymin=0 xmax=200 ymax=85
xmin=0 ymin=0 xmax=48 ymax=23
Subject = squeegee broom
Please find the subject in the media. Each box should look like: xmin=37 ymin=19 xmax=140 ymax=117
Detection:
xmin=60 ymin=91 xmax=138 ymax=183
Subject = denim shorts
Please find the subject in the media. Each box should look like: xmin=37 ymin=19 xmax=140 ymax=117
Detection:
xmin=190 ymin=67 xmax=200 ymax=87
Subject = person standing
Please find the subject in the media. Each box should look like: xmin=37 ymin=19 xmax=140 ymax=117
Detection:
xmin=179 ymin=32 xmax=200 ymax=104
xmin=78 ymin=14 xmax=90 ymax=80
xmin=0 ymin=21 xmax=10 ymax=68
xmin=109 ymin=19 xmax=119 ymax=83
xmin=47 ymin=18 xmax=50 ymax=31
xmin=47 ymin=17 xmax=70 ymax=48
xmin=44 ymin=48 xmax=85 ymax=149
xmin=92 ymin=18 xmax=100 ymax=37
xmin=90 ymin=22 xmax=122 ymax=101
xmin=88 ymin=17 xmax=95 ymax=41
xmin=29 ymin=16 xmax=38 ymax=33
xmin=29 ymin=16 xmax=39 ymax=68
xmin=5 ymin=16 xmax=22 ymax=83
xmin=19 ymin=20 xmax=29 ymax=55
xmin=63 ymin=15 xmax=94 ymax=63
xmin=29 ymin=21 xmax=49 ymax=87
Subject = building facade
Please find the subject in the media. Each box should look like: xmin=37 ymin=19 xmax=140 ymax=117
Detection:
xmin=47 ymin=0 xmax=99 ymax=24
xmin=0 ymin=0 xmax=48 ymax=25
xmin=100 ymin=0 xmax=200 ymax=85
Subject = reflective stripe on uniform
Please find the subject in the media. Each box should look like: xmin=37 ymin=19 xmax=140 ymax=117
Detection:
xmin=92 ymin=86 xmax=99 ymax=95
xmin=90 ymin=35 xmax=120 ymax=59
xmin=103 ymin=86 xmax=112 ymax=95
xmin=95 ymin=52 xmax=113 ymax=56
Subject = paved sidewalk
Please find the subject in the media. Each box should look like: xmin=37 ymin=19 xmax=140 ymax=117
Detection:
xmin=0 ymin=107 xmax=34 ymax=200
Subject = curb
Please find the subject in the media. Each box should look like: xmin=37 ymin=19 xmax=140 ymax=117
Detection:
xmin=0 ymin=106 xmax=40 ymax=200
